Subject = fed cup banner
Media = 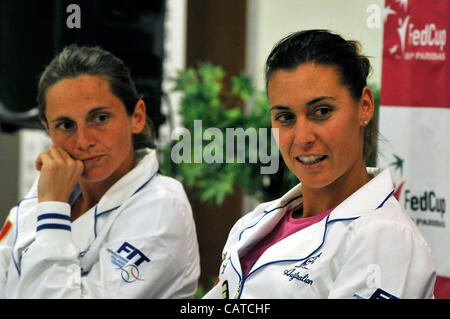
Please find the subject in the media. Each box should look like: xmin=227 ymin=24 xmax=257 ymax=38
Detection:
xmin=379 ymin=0 xmax=449 ymax=298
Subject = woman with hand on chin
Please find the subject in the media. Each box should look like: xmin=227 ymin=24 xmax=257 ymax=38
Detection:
xmin=204 ymin=30 xmax=436 ymax=299
xmin=0 ymin=45 xmax=200 ymax=298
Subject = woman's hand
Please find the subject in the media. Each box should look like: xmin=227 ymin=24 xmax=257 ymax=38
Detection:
xmin=35 ymin=145 xmax=84 ymax=203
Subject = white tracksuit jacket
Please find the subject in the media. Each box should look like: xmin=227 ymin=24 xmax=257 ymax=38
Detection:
xmin=204 ymin=168 xmax=436 ymax=299
xmin=0 ymin=148 xmax=200 ymax=298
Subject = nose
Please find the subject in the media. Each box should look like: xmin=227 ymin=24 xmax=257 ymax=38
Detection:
xmin=76 ymin=123 xmax=96 ymax=151
xmin=292 ymin=119 xmax=316 ymax=149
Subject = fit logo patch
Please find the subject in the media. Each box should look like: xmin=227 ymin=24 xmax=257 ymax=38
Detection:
xmin=107 ymin=241 xmax=150 ymax=283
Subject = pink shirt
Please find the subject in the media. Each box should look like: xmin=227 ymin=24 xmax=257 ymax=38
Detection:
xmin=240 ymin=207 xmax=334 ymax=276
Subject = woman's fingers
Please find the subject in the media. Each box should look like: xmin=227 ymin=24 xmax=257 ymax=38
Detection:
xmin=43 ymin=146 xmax=84 ymax=172
xmin=36 ymin=145 xmax=85 ymax=203
xmin=36 ymin=151 xmax=53 ymax=171
xmin=47 ymin=145 xmax=69 ymax=163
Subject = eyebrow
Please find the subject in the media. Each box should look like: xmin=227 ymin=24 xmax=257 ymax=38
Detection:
xmin=49 ymin=106 xmax=110 ymax=123
xmin=306 ymin=96 xmax=336 ymax=106
xmin=270 ymin=96 xmax=336 ymax=111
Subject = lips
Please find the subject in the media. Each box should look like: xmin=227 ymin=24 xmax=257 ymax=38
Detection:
xmin=296 ymin=155 xmax=327 ymax=165
xmin=80 ymin=155 xmax=104 ymax=166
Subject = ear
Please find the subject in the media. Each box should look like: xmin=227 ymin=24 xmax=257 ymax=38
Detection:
xmin=359 ymin=86 xmax=375 ymax=126
xmin=131 ymin=99 xmax=147 ymax=134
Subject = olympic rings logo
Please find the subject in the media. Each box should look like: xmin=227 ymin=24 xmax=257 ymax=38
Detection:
xmin=119 ymin=264 xmax=145 ymax=283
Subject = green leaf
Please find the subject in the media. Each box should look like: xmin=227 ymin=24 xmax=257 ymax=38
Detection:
xmin=231 ymin=72 xmax=254 ymax=101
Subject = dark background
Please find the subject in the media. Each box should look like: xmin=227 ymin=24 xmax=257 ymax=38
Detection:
xmin=0 ymin=0 xmax=166 ymax=134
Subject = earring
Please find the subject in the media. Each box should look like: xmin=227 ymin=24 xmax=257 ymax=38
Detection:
xmin=363 ymin=120 xmax=368 ymax=126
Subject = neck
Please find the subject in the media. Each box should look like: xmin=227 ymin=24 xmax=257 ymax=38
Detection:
xmin=73 ymin=151 xmax=136 ymax=219
xmin=78 ymin=181 xmax=110 ymax=208
xmin=301 ymin=162 xmax=370 ymax=218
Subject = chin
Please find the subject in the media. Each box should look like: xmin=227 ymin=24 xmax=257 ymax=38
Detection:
xmin=80 ymin=169 xmax=112 ymax=183
xmin=293 ymin=170 xmax=335 ymax=190
xmin=299 ymin=178 xmax=330 ymax=189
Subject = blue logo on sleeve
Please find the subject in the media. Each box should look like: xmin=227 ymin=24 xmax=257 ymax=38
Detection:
xmin=116 ymin=242 xmax=150 ymax=266
xmin=107 ymin=241 xmax=151 ymax=283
